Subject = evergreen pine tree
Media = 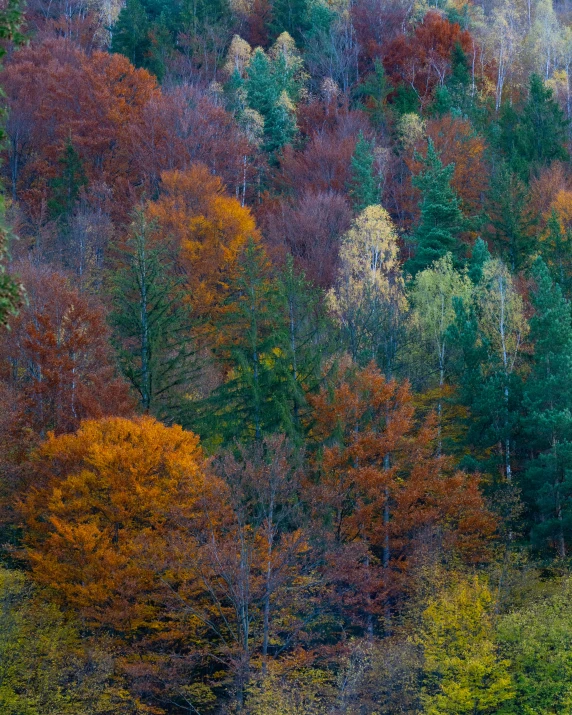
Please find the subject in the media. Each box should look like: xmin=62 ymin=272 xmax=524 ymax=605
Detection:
xmin=277 ymin=254 xmax=328 ymax=431
xmin=486 ymin=161 xmax=537 ymax=271
xmin=517 ymin=74 xmax=569 ymax=172
xmin=406 ymin=139 xmax=466 ymax=276
xmin=468 ymin=237 xmax=491 ymax=285
xmin=110 ymin=212 xmax=196 ymax=419
xmin=245 ymin=47 xmax=297 ymax=154
xmin=48 ymin=139 xmax=87 ymax=220
xmin=523 ymin=260 xmax=572 ymax=556
xmin=541 ymin=209 xmax=572 ymax=298
xmin=269 ymin=0 xmax=310 ymax=44
xmin=191 ymin=239 xmax=294 ymax=446
xmin=347 ymin=131 xmax=378 ymax=212
xmin=356 ymin=60 xmax=391 ymax=129
xmin=110 ymin=0 xmax=151 ymax=68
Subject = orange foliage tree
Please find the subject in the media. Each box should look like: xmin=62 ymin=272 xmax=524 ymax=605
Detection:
xmin=309 ymin=362 xmax=496 ymax=628
xmin=2 ymin=39 xmax=158 ymax=223
xmin=0 ymin=262 xmax=133 ymax=436
xmin=21 ymin=415 xmax=230 ymax=708
xmin=145 ymin=164 xmax=260 ymax=325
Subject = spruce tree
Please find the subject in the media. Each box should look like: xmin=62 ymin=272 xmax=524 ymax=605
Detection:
xmin=347 ymin=131 xmax=378 ymax=212
xmin=356 ymin=60 xmax=391 ymax=129
xmin=486 ymin=161 xmax=537 ymax=272
xmin=110 ymin=0 xmax=151 ymax=68
xmin=406 ymin=139 xmax=466 ymax=276
xmin=523 ymin=260 xmax=572 ymax=556
xmin=191 ymin=239 xmax=294 ymax=446
xmin=245 ymin=47 xmax=297 ymax=154
xmin=269 ymin=0 xmax=310 ymax=44
xmin=468 ymin=237 xmax=491 ymax=285
xmin=48 ymin=139 xmax=87 ymax=220
xmin=541 ymin=209 xmax=572 ymax=298
xmin=517 ymin=74 xmax=569 ymax=173
xmin=110 ymin=212 xmax=196 ymax=419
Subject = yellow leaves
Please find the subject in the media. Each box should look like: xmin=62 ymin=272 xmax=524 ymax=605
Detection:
xmin=477 ymin=259 xmax=529 ymax=367
xmin=224 ymin=34 xmax=253 ymax=76
xmin=419 ymin=575 xmax=514 ymax=715
xmin=328 ymin=204 xmax=406 ymax=325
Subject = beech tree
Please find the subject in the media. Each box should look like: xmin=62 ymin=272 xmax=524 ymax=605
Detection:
xmin=0 ymin=262 xmax=133 ymax=436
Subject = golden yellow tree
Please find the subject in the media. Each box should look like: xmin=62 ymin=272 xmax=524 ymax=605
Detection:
xmin=327 ymin=205 xmax=407 ymax=372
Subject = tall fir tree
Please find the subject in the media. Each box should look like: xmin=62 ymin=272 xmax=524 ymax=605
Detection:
xmin=245 ymin=47 xmax=297 ymax=155
xmin=516 ymin=74 xmax=569 ymax=174
xmin=541 ymin=209 xmax=572 ymax=299
xmin=190 ymin=239 xmax=295 ymax=446
xmin=110 ymin=0 xmax=151 ymax=68
xmin=347 ymin=131 xmax=378 ymax=212
xmin=269 ymin=0 xmax=310 ymax=44
xmin=110 ymin=212 xmax=196 ymax=419
xmin=486 ymin=162 xmax=537 ymax=272
xmin=406 ymin=139 xmax=466 ymax=276
xmin=522 ymin=260 xmax=572 ymax=556
xmin=48 ymin=139 xmax=87 ymax=220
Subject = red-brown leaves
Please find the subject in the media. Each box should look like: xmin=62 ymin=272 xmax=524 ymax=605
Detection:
xmin=0 ymin=262 xmax=133 ymax=436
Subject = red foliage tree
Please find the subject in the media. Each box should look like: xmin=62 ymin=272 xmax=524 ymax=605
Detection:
xmin=383 ymin=11 xmax=473 ymax=106
xmin=0 ymin=261 xmax=133 ymax=436
xmin=261 ymin=190 xmax=352 ymax=288
xmin=309 ymin=363 xmax=496 ymax=626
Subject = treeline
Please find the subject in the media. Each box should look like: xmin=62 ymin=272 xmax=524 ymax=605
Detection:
xmin=3 ymin=0 xmax=572 ymax=712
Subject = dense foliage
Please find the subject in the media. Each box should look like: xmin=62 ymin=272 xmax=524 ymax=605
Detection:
xmin=4 ymin=0 xmax=572 ymax=712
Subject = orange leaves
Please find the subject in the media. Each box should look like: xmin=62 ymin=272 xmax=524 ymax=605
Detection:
xmin=309 ymin=362 xmax=496 ymax=600
xmin=2 ymin=39 xmax=159 ymax=222
xmin=145 ymin=164 xmax=260 ymax=322
xmin=22 ymin=415 xmax=224 ymax=633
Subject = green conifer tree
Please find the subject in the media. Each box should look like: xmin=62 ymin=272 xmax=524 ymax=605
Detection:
xmin=486 ymin=161 xmax=537 ymax=271
xmin=468 ymin=237 xmax=491 ymax=285
xmin=111 ymin=0 xmax=151 ymax=68
xmin=0 ymin=0 xmax=23 ymax=328
xmin=245 ymin=47 xmax=297 ymax=155
xmin=110 ymin=212 xmax=196 ymax=419
xmin=541 ymin=209 xmax=572 ymax=298
xmin=406 ymin=139 xmax=466 ymax=276
xmin=522 ymin=260 xmax=572 ymax=556
xmin=48 ymin=139 xmax=88 ymax=220
xmin=269 ymin=0 xmax=310 ymax=44
xmin=191 ymin=239 xmax=294 ymax=446
xmin=517 ymin=74 xmax=569 ymax=172
xmin=347 ymin=131 xmax=378 ymax=212
xmin=356 ymin=60 xmax=391 ymax=129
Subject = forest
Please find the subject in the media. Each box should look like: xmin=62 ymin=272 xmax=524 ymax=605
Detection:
xmin=3 ymin=0 xmax=572 ymax=712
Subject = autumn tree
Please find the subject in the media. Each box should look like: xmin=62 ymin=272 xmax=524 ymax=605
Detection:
xmin=327 ymin=205 xmax=407 ymax=374
xmin=0 ymin=567 xmax=130 ymax=714
xmin=21 ymin=415 xmax=228 ymax=711
xmin=0 ymin=262 xmax=133 ymax=436
xmin=419 ymin=575 xmax=514 ymax=715
xmin=309 ymin=363 xmax=496 ymax=630
xmin=145 ymin=164 xmax=260 ymax=329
